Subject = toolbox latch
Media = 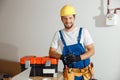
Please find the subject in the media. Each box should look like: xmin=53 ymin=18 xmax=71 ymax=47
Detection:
xmin=45 ymin=60 xmax=51 ymax=67
xmin=25 ymin=60 xmax=30 ymax=68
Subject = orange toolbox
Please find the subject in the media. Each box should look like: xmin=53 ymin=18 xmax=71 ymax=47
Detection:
xmin=20 ymin=56 xmax=42 ymax=76
xmin=41 ymin=56 xmax=58 ymax=77
xmin=20 ymin=56 xmax=58 ymax=77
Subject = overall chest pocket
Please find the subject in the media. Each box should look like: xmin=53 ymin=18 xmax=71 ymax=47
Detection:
xmin=62 ymin=43 xmax=85 ymax=56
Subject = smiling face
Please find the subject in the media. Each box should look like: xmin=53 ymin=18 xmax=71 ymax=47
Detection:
xmin=61 ymin=15 xmax=75 ymax=30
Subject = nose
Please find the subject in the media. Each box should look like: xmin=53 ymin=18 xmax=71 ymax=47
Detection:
xmin=66 ymin=18 xmax=71 ymax=23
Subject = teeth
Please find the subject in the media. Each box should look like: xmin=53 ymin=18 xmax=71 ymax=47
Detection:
xmin=66 ymin=24 xmax=71 ymax=27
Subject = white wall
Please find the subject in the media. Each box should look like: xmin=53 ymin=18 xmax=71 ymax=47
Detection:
xmin=0 ymin=0 xmax=120 ymax=80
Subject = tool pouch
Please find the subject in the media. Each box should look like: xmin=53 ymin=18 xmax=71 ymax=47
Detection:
xmin=63 ymin=68 xmax=74 ymax=80
xmin=63 ymin=62 xmax=94 ymax=80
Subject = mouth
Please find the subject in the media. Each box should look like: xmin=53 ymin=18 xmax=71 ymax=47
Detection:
xmin=65 ymin=23 xmax=72 ymax=27
xmin=64 ymin=23 xmax=73 ymax=29
xmin=65 ymin=24 xmax=71 ymax=27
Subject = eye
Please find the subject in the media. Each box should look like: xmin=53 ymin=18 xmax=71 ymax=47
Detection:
xmin=63 ymin=17 xmax=67 ymax=21
xmin=69 ymin=17 xmax=72 ymax=19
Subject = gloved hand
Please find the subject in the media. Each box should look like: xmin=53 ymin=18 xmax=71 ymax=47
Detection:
xmin=60 ymin=55 xmax=68 ymax=65
xmin=66 ymin=54 xmax=81 ymax=64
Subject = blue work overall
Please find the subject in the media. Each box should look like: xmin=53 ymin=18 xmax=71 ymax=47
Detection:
xmin=59 ymin=28 xmax=90 ymax=80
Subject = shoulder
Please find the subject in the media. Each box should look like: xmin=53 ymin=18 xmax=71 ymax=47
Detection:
xmin=80 ymin=27 xmax=88 ymax=31
xmin=77 ymin=27 xmax=89 ymax=34
xmin=53 ymin=29 xmax=64 ymax=37
xmin=80 ymin=27 xmax=89 ymax=33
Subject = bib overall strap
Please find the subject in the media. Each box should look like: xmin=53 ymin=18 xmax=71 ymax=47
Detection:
xmin=59 ymin=30 xmax=67 ymax=47
xmin=78 ymin=27 xmax=82 ymax=43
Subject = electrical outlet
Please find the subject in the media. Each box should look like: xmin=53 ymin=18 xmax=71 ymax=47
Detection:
xmin=106 ymin=13 xmax=117 ymax=26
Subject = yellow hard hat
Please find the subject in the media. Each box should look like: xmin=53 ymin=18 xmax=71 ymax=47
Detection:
xmin=60 ymin=5 xmax=76 ymax=16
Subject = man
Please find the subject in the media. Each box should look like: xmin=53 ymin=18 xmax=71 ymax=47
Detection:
xmin=49 ymin=4 xmax=95 ymax=80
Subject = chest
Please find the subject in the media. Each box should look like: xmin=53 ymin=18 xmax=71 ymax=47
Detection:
xmin=62 ymin=30 xmax=79 ymax=43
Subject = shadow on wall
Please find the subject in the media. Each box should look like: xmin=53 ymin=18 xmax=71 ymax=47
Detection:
xmin=0 ymin=42 xmax=19 ymax=62
xmin=0 ymin=0 xmax=4 ymax=12
xmin=93 ymin=0 xmax=111 ymax=27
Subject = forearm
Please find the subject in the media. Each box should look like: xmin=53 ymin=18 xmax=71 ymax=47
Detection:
xmin=49 ymin=47 xmax=61 ymax=59
xmin=80 ymin=50 xmax=94 ymax=60
xmin=80 ymin=44 xmax=95 ymax=60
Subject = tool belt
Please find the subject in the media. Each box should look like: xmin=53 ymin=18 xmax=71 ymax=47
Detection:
xmin=63 ymin=62 xmax=94 ymax=80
